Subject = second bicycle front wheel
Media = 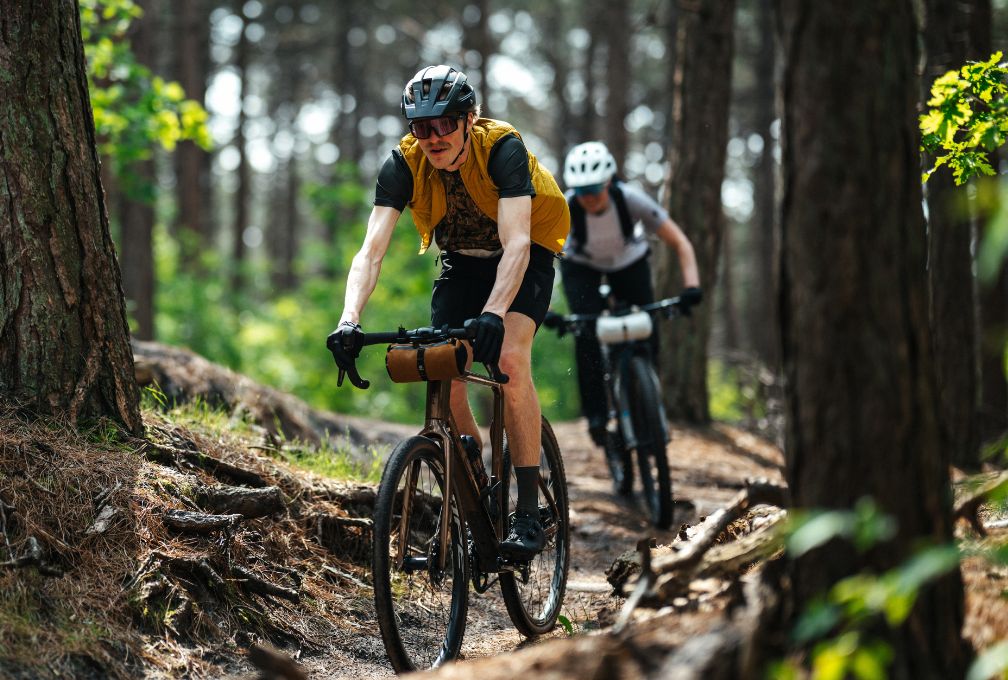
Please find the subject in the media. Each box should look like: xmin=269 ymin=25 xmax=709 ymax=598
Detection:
xmin=499 ymin=417 xmax=570 ymax=637
xmin=372 ymin=436 xmax=469 ymax=673
xmin=626 ymin=356 xmax=673 ymax=529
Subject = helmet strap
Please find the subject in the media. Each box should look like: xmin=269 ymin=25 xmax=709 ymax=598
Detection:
xmin=448 ymin=115 xmax=470 ymax=168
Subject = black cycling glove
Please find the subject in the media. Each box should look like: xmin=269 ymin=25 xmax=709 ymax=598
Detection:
xmin=679 ymin=287 xmax=703 ymax=315
xmin=468 ymin=312 xmax=505 ymax=364
xmin=326 ymin=321 xmax=364 ymax=372
xmin=542 ymin=310 xmax=566 ymax=338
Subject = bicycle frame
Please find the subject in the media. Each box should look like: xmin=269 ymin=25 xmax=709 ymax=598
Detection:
xmin=408 ymin=371 xmax=507 ymax=574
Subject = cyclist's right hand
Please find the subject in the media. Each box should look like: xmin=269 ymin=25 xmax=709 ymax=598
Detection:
xmin=542 ymin=310 xmax=566 ymax=337
xmin=677 ymin=287 xmax=703 ymax=316
xmin=327 ymin=321 xmax=366 ymax=385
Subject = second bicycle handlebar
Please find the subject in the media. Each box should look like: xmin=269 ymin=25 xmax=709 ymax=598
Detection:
xmin=544 ymin=295 xmax=686 ymax=337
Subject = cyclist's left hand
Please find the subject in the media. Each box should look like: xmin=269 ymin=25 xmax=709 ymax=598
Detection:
xmin=678 ymin=287 xmax=703 ymax=315
xmin=467 ymin=312 xmax=504 ymax=364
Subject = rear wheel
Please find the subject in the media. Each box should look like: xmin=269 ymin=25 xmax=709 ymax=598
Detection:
xmin=499 ymin=418 xmax=570 ymax=637
xmin=372 ymin=437 xmax=469 ymax=672
xmin=626 ymin=356 xmax=673 ymax=529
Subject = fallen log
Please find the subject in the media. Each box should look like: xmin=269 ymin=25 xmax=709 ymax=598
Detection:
xmin=193 ymin=485 xmax=283 ymax=518
xmin=611 ymin=480 xmax=788 ymax=624
xmin=162 ymin=509 xmax=243 ymax=534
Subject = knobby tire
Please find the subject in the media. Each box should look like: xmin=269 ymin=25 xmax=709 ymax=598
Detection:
xmin=372 ymin=436 xmax=469 ymax=672
xmin=626 ymin=356 xmax=673 ymax=529
xmin=499 ymin=417 xmax=570 ymax=636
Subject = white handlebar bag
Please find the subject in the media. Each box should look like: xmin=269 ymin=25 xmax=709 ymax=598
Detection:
xmin=595 ymin=311 xmax=653 ymax=344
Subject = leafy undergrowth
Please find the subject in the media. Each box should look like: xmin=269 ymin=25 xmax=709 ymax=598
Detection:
xmin=0 ymin=398 xmax=382 ymax=679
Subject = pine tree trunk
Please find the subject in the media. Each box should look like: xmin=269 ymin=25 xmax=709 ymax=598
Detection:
xmin=922 ymin=0 xmax=988 ymax=470
xmin=120 ymin=0 xmax=161 ymax=341
xmin=748 ymin=0 xmax=779 ymax=371
xmin=603 ymin=1 xmax=631 ymax=168
xmin=656 ymin=0 xmax=736 ymax=424
xmin=777 ymin=2 xmax=966 ymax=676
xmin=231 ymin=7 xmax=249 ymax=294
xmin=172 ymin=0 xmax=209 ymax=260
xmin=0 ymin=0 xmax=142 ymax=435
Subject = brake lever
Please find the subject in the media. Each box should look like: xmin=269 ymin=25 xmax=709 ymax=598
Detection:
xmin=343 ymin=362 xmax=370 ymax=389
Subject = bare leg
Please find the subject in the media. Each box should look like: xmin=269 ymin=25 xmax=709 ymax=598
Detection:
xmin=499 ymin=313 xmax=541 ymax=468
xmin=449 ymin=379 xmax=481 ymax=447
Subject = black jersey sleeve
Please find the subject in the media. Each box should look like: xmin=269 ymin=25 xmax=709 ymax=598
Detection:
xmin=487 ymin=134 xmax=535 ymax=199
xmin=374 ymin=149 xmax=412 ymax=211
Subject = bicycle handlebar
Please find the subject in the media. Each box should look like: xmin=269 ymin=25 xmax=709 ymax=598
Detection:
xmin=331 ymin=323 xmax=509 ymax=389
xmin=545 ymin=296 xmax=686 ymax=336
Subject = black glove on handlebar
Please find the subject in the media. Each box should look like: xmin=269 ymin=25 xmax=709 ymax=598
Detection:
xmin=467 ymin=312 xmax=505 ymax=364
xmin=542 ymin=310 xmax=566 ymax=337
xmin=678 ymin=287 xmax=703 ymax=316
xmin=326 ymin=321 xmax=364 ymax=371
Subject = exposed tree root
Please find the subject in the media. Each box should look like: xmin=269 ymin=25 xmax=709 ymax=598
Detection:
xmin=162 ymin=509 xmax=243 ymax=534
xmin=954 ymin=471 xmax=1008 ymax=536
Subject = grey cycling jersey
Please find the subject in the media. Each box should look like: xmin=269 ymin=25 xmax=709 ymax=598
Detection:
xmin=562 ymin=183 xmax=670 ymax=272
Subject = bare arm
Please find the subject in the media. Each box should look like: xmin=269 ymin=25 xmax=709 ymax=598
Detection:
xmin=338 ymin=205 xmax=401 ymax=326
xmin=655 ymin=217 xmax=700 ymax=288
xmin=482 ymin=195 xmax=533 ymax=318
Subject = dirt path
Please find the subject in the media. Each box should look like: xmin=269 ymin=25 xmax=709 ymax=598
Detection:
xmin=292 ymin=419 xmax=785 ymax=679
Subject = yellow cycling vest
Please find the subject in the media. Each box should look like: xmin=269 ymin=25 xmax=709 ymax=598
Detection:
xmin=397 ymin=118 xmax=569 ymax=254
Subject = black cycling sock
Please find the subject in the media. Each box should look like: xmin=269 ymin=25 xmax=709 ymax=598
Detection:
xmin=515 ymin=466 xmax=539 ymax=515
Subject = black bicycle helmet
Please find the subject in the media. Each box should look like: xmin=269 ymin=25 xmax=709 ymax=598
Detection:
xmin=401 ymin=65 xmax=476 ymax=120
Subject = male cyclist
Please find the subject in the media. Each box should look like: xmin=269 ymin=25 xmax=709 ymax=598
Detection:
xmin=552 ymin=141 xmax=702 ymax=450
xmin=327 ymin=65 xmax=569 ymax=560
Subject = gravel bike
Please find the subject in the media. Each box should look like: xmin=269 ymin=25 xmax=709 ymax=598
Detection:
xmin=330 ymin=323 xmax=570 ymax=673
xmin=546 ymin=288 xmax=687 ymax=529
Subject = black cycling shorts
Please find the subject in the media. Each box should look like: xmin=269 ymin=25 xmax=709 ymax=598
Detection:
xmin=431 ymin=244 xmax=556 ymax=329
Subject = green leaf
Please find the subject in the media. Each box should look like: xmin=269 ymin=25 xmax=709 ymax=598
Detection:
xmin=967 ymin=641 xmax=1008 ymax=680
xmin=557 ymin=614 xmax=574 ymax=635
xmin=786 ymin=512 xmax=855 ymax=557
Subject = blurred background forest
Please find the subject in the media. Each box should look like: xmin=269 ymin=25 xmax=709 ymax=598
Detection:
xmin=88 ymin=0 xmax=1008 ymax=434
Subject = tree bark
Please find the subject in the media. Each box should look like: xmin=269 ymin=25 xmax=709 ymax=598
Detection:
xmin=776 ymin=2 xmax=967 ymax=676
xmin=748 ymin=0 xmax=779 ymax=371
xmin=656 ymin=0 xmax=736 ymax=423
xmin=603 ymin=1 xmax=631 ymax=168
xmin=119 ymin=0 xmax=160 ymax=340
xmin=231 ymin=5 xmax=249 ymax=294
xmin=0 ymin=0 xmax=142 ymax=434
xmin=172 ymin=0 xmax=210 ymax=260
xmin=922 ymin=0 xmax=989 ymax=470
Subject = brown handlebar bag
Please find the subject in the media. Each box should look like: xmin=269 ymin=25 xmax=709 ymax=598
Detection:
xmin=385 ymin=339 xmax=470 ymax=383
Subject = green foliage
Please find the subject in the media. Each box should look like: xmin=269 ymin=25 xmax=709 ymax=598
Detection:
xmin=274 ymin=439 xmax=385 ymax=484
xmin=785 ymin=498 xmax=897 ymax=558
xmin=556 ymin=613 xmax=574 ymax=635
xmin=920 ymin=52 xmax=1008 ymax=186
xmin=967 ymin=640 xmax=1008 ymax=680
xmin=775 ymin=500 xmax=1008 ymax=680
xmin=708 ymin=359 xmax=759 ymax=423
xmin=80 ymin=0 xmax=210 ymax=200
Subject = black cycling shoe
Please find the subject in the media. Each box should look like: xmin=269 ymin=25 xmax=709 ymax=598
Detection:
xmin=587 ymin=417 xmax=608 ymax=447
xmin=500 ymin=509 xmax=545 ymax=560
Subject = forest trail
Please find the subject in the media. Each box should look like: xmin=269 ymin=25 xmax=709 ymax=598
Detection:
xmin=293 ymin=418 xmax=786 ymax=679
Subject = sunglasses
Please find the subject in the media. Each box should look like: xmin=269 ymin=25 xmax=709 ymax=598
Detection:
xmin=574 ymin=183 xmax=607 ymax=196
xmin=409 ymin=114 xmax=464 ymax=140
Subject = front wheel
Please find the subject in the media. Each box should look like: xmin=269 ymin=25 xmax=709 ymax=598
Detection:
xmin=372 ymin=436 xmax=469 ymax=672
xmin=626 ymin=356 xmax=673 ymax=529
xmin=499 ymin=417 xmax=570 ymax=637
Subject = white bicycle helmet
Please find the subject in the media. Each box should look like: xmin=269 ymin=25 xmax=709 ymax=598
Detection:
xmin=563 ymin=141 xmax=617 ymax=188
